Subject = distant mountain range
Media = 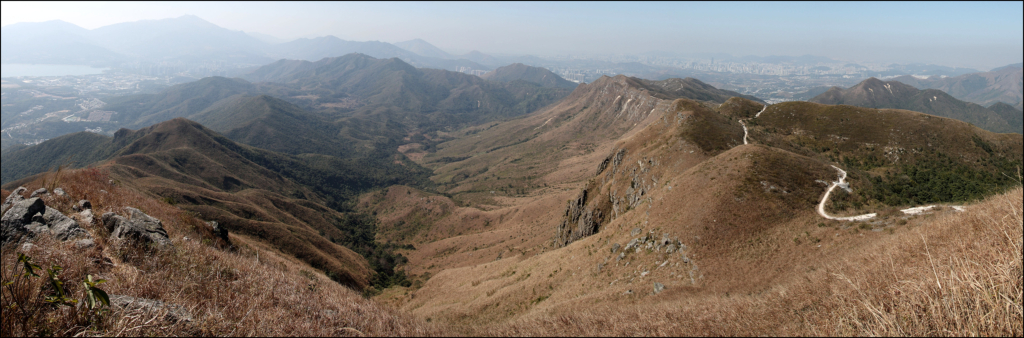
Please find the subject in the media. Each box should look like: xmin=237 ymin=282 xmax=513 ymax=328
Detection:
xmin=891 ymin=63 xmax=1023 ymax=110
xmin=1 ymin=16 xmax=269 ymax=65
xmin=810 ymin=77 xmax=1023 ymax=134
xmin=1 ymin=16 xmax=496 ymax=72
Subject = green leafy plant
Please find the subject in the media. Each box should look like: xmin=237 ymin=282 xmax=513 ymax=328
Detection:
xmin=2 ymin=254 xmax=111 ymax=336
xmin=82 ymin=275 xmax=109 ymax=310
xmin=43 ymin=265 xmax=77 ymax=307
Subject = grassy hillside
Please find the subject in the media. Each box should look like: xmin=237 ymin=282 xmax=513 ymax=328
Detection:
xmin=748 ymin=101 xmax=1022 ymax=210
xmin=189 ymin=94 xmax=360 ymax=158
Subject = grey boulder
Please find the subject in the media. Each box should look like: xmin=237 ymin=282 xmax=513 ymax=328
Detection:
xmin=103 ymin=208 xmax=171 ymax=247
xmin=1 ymin=197 xmax=46 ymax=244
xmin=1 ymin=196 xmax=91 ymax=244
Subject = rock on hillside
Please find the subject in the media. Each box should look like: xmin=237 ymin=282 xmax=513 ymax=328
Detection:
xmin=103 ymin=207 xmax=172 ymax=247
xmin=1 ymin=187 xmax=91 ymax=244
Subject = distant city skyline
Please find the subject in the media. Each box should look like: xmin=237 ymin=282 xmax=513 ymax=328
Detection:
xmin=2 ymin=1 xmax=1022 ymax=71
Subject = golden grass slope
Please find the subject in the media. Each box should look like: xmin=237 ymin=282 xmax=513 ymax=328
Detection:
xmin=1 ymin=169 xmax=441 ymax=337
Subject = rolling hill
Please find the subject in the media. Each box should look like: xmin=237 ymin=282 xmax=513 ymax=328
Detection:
xmin=810 ymin=77 xmax=1022 ymax=134
xmin=481 ymin=63 xmax=578 ymax=89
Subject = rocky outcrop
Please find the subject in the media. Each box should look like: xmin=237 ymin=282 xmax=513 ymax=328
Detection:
xmin=102 ymin=208 xmax=171 ymax=247
xmin=1 ymin=187 xmax=91 ymax=244
xmin=555 ymin=190 xmax=603 ymax=248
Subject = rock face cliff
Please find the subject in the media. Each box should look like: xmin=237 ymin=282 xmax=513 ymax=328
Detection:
xmin=555 ymin=190 xmax=602 ymax=248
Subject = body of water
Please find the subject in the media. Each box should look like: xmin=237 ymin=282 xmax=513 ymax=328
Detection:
xmin=1 ymin=64 xmax=109 ymax=78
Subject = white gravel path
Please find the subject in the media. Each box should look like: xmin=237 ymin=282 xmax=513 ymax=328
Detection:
xmin=817 ymin=166 xmax=878 ymax=221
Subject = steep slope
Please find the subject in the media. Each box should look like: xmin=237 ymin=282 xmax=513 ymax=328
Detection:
xmin=1 ymin=132 xmax=120 ymax=185
xmin=810 ymin=77 xmax=1021 ymax=134
xmin=0 ymin=169 xmax=439 ymax=336
xmin=481 ymin=63 xmax=578 ymax=89
xmin=989 ymin=101 xmax=1024 ymax=131
xmin=892 ymin=63 xmax=1023 ymax=109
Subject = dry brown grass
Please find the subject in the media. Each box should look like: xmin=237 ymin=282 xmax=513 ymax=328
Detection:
xmin=809 ymin=187 xmax=1023 ymax=336
xmin=464 ymin=187 xmax=1023 ymax=336
xmin=2 ymin=168 xmax=443 ymax=337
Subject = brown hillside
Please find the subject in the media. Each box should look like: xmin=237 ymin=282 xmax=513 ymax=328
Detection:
xmin=1 ymin=169 xmax=440 ymax=336
xmin=5 ymin=118 xmax=374 ymax=289
xmin=423 ymin=75 xmax=754 ymax=208
xmin=363 ymin=79 xmax=1021 ymax=334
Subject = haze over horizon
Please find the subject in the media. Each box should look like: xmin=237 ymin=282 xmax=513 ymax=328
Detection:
xmin=2 ymin=1 xmax=1021 ymax=71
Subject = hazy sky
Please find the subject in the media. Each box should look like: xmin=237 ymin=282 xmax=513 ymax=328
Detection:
xmin=3 ymin=1 xmax=1022 ymax=70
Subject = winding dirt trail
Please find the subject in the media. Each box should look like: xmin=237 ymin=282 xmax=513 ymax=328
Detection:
xmin=817 ymin=166 xmax=878 ymax=221
xmin=740 ymin=104 xmax=768 ymax=145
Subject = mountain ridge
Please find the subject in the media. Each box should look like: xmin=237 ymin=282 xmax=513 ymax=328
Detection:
xmin=810 ymin=77 xmax=1022 ymax=134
